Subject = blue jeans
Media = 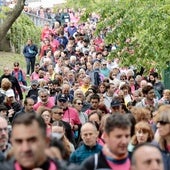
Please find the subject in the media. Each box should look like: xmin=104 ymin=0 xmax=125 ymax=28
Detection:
xmin=25 ymin=57 xmax=36 ymax=75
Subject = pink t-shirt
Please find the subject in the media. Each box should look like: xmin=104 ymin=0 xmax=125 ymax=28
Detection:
xmin=33 ymin=97 xmax=55 ymax=111
xmin=62 ymin=107 xmax=81 ymax=125
xmin=30 ymin=72 xmax=39 ymax=81
xmin=106 ymin=157 xmax=130 ymax=170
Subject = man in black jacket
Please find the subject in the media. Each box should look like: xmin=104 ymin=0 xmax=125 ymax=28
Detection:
xmin=0 ymin=67 xmax=23 ymax=102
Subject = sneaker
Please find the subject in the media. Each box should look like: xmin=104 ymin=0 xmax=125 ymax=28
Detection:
xmin=26 ymin=74 xmax=30 ymax=77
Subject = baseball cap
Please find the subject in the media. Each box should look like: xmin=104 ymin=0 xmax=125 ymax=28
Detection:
xmin=6 ymin=89 xmax=15 ymax=97
xmin=111 ymin=97 xmax=122 ymax=107
xmin=31 ymin=80 xmax=39 ymax=86
xmin=57 ymin=93 xmax=68 ymax=103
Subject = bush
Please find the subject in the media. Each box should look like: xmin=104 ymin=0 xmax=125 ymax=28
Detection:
xmin=7 ymin=13 xmax=41 ymax=53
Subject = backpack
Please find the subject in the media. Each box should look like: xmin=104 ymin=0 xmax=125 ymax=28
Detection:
xmin=94 ymin=71 xmax=102 ymax=86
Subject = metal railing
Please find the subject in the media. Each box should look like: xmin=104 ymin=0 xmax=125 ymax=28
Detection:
xmin=26 ymin=0 xmax=41 ymax=2
xmin=24 ymin=12 xmax=53 ymax=27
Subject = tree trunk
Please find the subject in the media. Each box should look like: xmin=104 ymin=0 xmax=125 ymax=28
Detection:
xmin=0 ymin=0 xmax=26 ymax=44
xmin=0 ymin=37 xmax=11 ymax=52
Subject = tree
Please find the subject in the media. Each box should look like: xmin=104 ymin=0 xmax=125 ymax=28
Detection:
xmin=67 ymin=0 xmax=170 ymax=72
xmin=0 ymin=0 xmax=25 ymax=42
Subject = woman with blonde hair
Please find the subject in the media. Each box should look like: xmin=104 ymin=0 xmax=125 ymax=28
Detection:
xmin=156 ymin=105 xmax=170 ymax=170
xmin=0 ymin=78 xmax=12 ymax=96
xmin=3 ymin=89 xmax=21 ymax=123
xmin=130 ymin=106 xmax=152 ymax=123
xmin=0 ymin=78 xmax=12 ymax=103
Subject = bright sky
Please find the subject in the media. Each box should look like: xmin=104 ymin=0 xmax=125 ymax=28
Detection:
xmin=28 ymin=0 xmax=66 ymax=8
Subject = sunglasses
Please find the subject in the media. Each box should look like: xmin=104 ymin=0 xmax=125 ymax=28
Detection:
xmin=58 ymin=99 xmax=67 ymax=103
xmin=14 ymin=65 xmax=19 ymax=67
xmin=76 ymin=102 xmax=83 ymax=105
xmin=157 ymin=121 xmax=169 ymax=125
xmin=54 ymin=112 xmax=63 ymax=115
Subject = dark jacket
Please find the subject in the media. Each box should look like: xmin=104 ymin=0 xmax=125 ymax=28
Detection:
xmin=82 ymin=151 xmax=111 ymax=169
xmin=57 ymin=36 xmax=68 ymax=48
xmin=23 ymin=44 xmax=38 ymax=58
xmin=26 ymin=88 xmax=39 ymax=103
xmin=70 ymin=143 xmax=102 ymax=164
xmin=13 ymin=107 xmax=26 ymax=121
xmin=0 ymin=152 xmax=5 ymax=162
xmin=0 ymin=74 xmax=23 ymax=100
xmin=67 ymin=26 xmax=77 ymax=37
xmin=0 ymin=158 xmax=86 ymax=170
xmin=152 ymin=141 xmax=170 ymax=170
xmin=61 ymin=120 xmax=75 ymax=146
xmin=4 ymin=101 xmax=22 ymax=123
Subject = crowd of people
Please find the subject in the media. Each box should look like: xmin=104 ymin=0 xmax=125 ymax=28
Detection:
xmin=0 ymin=7 xmax=169 ymax=170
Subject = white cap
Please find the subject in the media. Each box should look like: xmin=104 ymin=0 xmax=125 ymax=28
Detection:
xmin=6 ymin=89 xmax=15 ymax=97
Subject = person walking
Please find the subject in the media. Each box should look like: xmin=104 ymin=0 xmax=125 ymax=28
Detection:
xmin=0 ymin=113 xmax=84 ymax=170
xmin=82 ymin=114 xmax=131 ymax=170
xmin=23 ymin=39 xmax=38 ymax=76
xmin=0 ymin=67 xmax=23 ymax=102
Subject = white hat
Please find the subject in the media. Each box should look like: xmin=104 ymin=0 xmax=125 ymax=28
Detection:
xmin=6 ymin=89 xmax=15 ymax=97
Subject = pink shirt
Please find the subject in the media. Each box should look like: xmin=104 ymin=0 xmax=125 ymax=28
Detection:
xmin=30 ymin=72 xmax=39 ymax=81
xmin=62 ymin=107 xmax=81 ymax=125
xmin=33 ymin=97 xmax=55 ymax=111
xmin=106 ymin=157 xmax=130 ymax=170
xmin=130 ymin=85 xmax=135 ymax=93
xmin=41 ymin=28 xmax=52 ymax=41
xmin=46 ymin=124 xmax=52 ymax=137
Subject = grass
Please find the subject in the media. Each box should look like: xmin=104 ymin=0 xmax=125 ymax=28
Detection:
xmin=0 ymin=51 xmax=33 ymax=88
xmin=0 ymin=51 xmax=26 ymax=75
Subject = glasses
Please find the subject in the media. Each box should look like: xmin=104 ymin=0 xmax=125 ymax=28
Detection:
xmin=14 ymin=65 xmax=19 ymax=67
xmin=76 ymin=93 xmax=83 ymax=95
xmin=157 ymin=121 xmax=170 ymax=125
xmin=76 ymin=102 xmax=83 ymax=105
xmin=58 ymin=100 xmax=67 ymax=103
xmin=53 ymin=112 xmax=63 ymax=115
xmin=0 ymin=127 xmax=8 ymax=133
xmin=40 ymin=95 xmax=47 ymax=98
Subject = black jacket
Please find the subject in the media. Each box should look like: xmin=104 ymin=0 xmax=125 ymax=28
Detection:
xmin=82 ymin=151 xmax=111 ymax=169
xmin=0 ymin=152 xmax=5 ymax=162
xmin=0 ymin=74 xmax=23 ymax=100
xmin=4 ymin=101 xmax=22 ymax=123
xmin=0 ymin=158 xmax=86 ymax=170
